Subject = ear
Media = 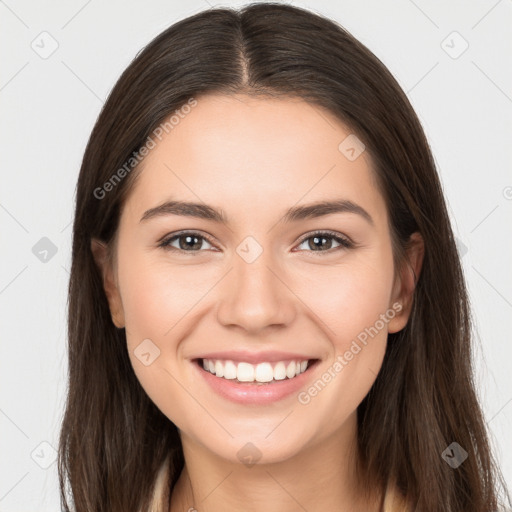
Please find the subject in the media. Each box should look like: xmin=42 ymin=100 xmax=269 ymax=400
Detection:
xmin=387 ymin=232 xmax=424 ymax=334
xmin=90 ymin=238 xmax=125 ymax=329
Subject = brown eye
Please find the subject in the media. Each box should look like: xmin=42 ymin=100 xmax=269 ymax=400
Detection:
xmin=158 ymin=232 xmax=215 ymax=253
xmin=295 ymin=231 xmax=353 ymax=253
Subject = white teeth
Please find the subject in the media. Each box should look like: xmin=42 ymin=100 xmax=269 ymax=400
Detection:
xmin=254 ymin=362 xmax=273 ymax=382
xmin=214 ymin=360 xmax=224 ymax=378
xmin=224 ymin=360 xmax=237 ymax=380
xmin=286 ymin=361 xmax=296 ymax=379
xmin=237 ymin=362 xmax=254 ymax=382
xmin=200 ymin=358 xmax=311 ymax=383
xmin=273 ymin=362 xmax=287 ymax=380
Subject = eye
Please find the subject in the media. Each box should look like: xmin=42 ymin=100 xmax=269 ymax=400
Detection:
xmin=158 ymin=231 xmax=216 ymax=254
xmin=293 ymin=230 xmax=354 ymax=253
xmin=158 ymin=229 xmax=354 ymax=255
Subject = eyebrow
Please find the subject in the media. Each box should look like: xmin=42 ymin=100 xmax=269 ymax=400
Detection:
xmin=140 ymin=199 xmax=374 ymax=226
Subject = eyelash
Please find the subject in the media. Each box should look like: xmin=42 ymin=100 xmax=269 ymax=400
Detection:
xmin=157 ymin=230 xmax=354 ymax=256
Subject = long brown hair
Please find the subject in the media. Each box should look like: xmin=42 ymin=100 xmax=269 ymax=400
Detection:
xmin=58 ymin=3 xmax=510 ymax=511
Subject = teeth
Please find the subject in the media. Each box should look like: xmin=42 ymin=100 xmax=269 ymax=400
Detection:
xmin=237 ymin=362 xmax=255 ymax=382
xmin=224 ymin=360 xmax=237 ymax=380
xmin=286 ymin=361 xmax=296 ymax=379
xmin=201 ymin=358 xmax=310 ymax=383
xmin=254 ymin=362 xmax=273 ymax=382
xmin=214 ymin=360 xmax=224 ymax=378
xmin=273 ymin=362 xmax=287 ymax=380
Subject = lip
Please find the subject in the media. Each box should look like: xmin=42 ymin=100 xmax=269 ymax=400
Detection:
xmin=192 ymin=350 xmax=315 ymax=364
xmin=191 ymin=357 xmax=320 ymax=405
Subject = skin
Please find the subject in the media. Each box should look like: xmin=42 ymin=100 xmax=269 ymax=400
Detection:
xmin=92 ymin=93 xmax=424 ymax=512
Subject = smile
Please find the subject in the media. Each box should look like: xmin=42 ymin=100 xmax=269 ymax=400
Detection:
xmin=192 ymin=355 xmax=320 ymax=404
xmin=200 ymin=358 xmax=310 ymax=384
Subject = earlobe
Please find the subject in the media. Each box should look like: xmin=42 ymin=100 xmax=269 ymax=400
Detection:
xmin=90 ymin=238 xmax=125 ymax=329
xmin=387 ymin=232 xmax=424 ymax=334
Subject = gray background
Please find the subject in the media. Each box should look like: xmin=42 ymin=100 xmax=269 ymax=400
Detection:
xmin=1 ymin=0 xmax=511 ymax=509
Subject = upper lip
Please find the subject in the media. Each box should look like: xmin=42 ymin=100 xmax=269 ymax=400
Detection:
xmin=192 ymin=350 xmax=317 ymax=364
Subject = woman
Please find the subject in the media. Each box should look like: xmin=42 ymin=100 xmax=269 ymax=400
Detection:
xmin=58 ymin=3 xmax=510 ymax=511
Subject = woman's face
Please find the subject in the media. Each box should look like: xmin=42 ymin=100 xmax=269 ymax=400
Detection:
xmin=94 ymin=93 xmax=418 ymax=465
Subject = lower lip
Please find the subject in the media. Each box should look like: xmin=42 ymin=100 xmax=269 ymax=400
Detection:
xmin=192 ymin=359 xmax=319 ymax=405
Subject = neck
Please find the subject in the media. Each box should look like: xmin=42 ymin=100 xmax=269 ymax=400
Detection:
xmin=169 ymin=414 xmax=383 ymax=512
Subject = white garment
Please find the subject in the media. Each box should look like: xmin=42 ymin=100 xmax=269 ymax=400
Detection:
xmin=145 ymin=457 xmax=171 ymax=512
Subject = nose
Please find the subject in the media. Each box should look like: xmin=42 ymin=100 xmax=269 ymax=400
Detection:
xmin=216 ymin=247 xmax=297 ymax=334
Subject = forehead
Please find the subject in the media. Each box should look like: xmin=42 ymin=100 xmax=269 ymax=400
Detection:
xmin=122 ymin=93 xmax=387 ymax=227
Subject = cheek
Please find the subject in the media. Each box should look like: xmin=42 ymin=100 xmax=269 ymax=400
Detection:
xmin=117 ymin=253 xmax=197 ymax=428
xmin=115 ymin=250 xmax=220 ymax=419
xmin=290 ymin=253 xmax=395 ymax=414
xmin=294 ymin=255 xmax=395 ymax=349
xmin=118 ymin=250 xmax=212 ymax=340
xmin=117 ymin=236 xmax=396 ymax=431
xmin=118 ymin=243 xmax=396 ymax=366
